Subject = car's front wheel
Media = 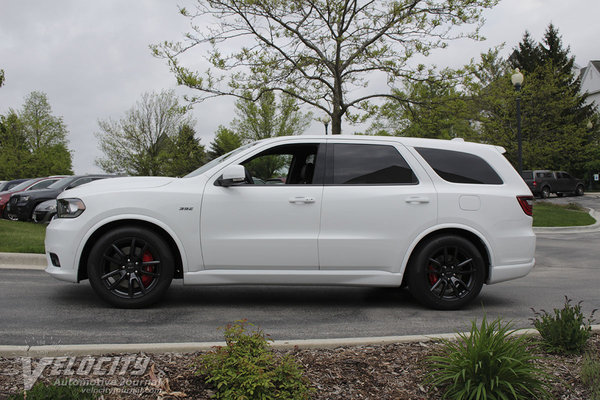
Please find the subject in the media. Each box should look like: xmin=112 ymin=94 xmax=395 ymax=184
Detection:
xmin=575 ymin=185 xmax=584 ymax=196
xmin=407 ymin=235 xmax=485 ymax=310
xmin=87 ymin=226 xmax=174 ymax=308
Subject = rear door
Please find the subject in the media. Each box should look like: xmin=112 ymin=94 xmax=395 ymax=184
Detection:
xmin=318 ymin=140 xmax=437 ymax=273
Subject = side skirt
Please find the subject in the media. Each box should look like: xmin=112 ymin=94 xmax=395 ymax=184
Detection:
xmin=183 ymin=270 xmax=405 ymax=287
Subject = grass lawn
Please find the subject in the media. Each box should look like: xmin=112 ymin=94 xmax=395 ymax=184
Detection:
xmin=533 ymin=201 xmax=596 ymax=227
xmin=0 ymin=219 xmax=46 ymax=253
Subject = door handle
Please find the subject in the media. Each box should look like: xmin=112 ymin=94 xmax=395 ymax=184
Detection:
xmin=289 ymin=196 xmax=316 ymax=204
xmin=405 ymin=196 xmax=430 ymax=204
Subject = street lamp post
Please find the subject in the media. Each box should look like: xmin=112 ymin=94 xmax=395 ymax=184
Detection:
xmin=511 ymin=69 xmax=524 ymax=173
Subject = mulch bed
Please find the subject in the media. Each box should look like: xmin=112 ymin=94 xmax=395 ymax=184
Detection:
xmin=1 ymin=333 xmax=598 ymax=399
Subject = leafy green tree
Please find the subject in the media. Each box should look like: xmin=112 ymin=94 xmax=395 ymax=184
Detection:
xmin=158 ymin=123 xmax=206 ymax=176
xmin=0 ymin=111 xmax=31 ymax=180
xmin=153 ymin=0 xmax=499 ymax=135
xmin=95 ymin=90 xmax=194 ymax=176
xmin=233 ymin=91 xmax=312 ymax=142
xmin=508 ymin=31 xmax=542 ymax=74
xmin=368 ymin=78 xmax=478 ymax=140
xmin=0 ymin=92 xmax=73 ymax=179
xmin=207 ymin=90 xmax=311 ymax=162
xmin=208 ymin=126 xmax=243 ymax=159
xmin=495 ymin=24 xmax=597 ymax=174
xmin=19 ymin=91 xmax=70 ymax=152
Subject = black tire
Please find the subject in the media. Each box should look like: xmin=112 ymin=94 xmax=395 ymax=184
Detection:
xmin=575 ymin=185 xmax=584 ymax=196
xmin=87 ymin=226 xmax=174 ymax=308
xmin=541 ymin=186 xmax=550 ymax=199
xmin=407 ymin=235 xmax=485 ymax=310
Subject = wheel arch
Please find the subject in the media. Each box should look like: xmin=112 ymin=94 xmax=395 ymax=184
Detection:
xmin=401 ymin=227 xmax=492 ymax=286
xmin=78 ymin=219 xmax=184 ymax=281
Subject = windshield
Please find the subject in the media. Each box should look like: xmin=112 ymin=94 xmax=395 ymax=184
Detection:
xmin=6 ymin=179 xmax=36 ymax=192
xmin=47 ymin=176 xmax=76 ymax=190
xmin=184 ymin=142 xmax=258 ymax=178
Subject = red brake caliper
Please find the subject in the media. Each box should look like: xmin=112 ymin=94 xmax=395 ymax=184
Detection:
xmin=428 ymin=264 xmax=438 ymax=286
xmin=141 ymin=251 xmax=154 ymax=287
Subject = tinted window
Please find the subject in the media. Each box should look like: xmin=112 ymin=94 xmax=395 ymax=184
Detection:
xmin=332 ymin=144 xmax=417 ymax=185
xmin=521 ymin=171 xmax=533 ymax=179
xmin=416 ymin=147 xmax=503 ymax=184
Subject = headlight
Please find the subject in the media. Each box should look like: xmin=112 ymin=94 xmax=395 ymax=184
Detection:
xmin=56 ymin=198 xmax=86 ymax=218
xmin=20 ymin=196 xmax=30 ymax=202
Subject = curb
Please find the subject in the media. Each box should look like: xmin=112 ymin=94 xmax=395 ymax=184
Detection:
xmin=0 ymin=252 xmax=46 ymax=270
xmin=1 ymin=325 xmax=599 ymax=357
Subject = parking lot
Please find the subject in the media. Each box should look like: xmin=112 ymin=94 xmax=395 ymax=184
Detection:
xmin=0 ymin=191 xmax=598 ymax=346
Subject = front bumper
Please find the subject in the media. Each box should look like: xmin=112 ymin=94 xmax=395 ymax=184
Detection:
xmin=45 ymin=218 xmax=84 ymax=283
xmin=6 ymin=200 xmax=34 ymax=221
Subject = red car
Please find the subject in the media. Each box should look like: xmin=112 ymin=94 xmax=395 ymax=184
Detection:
xmin=0 ymin=176 xmax=66 ymax=219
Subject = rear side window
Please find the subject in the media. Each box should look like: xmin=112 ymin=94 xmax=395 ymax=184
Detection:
xmin=332 ymin=144 xmax=417 ymax=185
xmin=521 ymin=171 xmax=533 ymax=180
xmin=415 ymin=147 xmax=503 ymax=185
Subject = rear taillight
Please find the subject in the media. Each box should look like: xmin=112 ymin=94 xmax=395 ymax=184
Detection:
xmin=533 ymin=181 xmax=537 ymax=187
xmin=517 ymin=196 xmax=533 ymax=216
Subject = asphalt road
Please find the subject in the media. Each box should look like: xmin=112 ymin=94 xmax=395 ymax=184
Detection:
xmin=0 ymin=196 xmax=598 ymax=346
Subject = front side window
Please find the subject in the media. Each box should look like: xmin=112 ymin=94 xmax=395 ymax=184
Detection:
xmin=416 ymin=147 xmax=503 ymax=185
xmin=331 ymin=144 xmax=417 ymax=185
xmin=241 ymin=143 xmax=322 ymax=185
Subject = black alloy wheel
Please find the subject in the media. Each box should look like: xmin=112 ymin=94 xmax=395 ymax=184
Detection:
xmin=88 ymin=227 xmax=174 ymax=308
xmin=408 ymin=235 xmax=485 ymax=310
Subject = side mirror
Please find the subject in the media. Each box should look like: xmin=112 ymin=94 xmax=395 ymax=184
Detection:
xmin=217 ymin=164 xmax=246 ymax=187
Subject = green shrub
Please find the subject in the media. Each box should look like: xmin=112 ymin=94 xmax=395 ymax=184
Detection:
xmin=8 ymin=382 xmax=97 ymax=400
xmin=195 ymin=319 xmax=313 ymax=400
xmin=426 ymin=315 xmax=550 ymax=400
xmin=581 ymin=352 xmax=600 ymax=400
xmin=531 ymin=297 xmax=596 ymax=354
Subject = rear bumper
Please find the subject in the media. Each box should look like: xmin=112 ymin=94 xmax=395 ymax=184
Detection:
xmin=488 ymin=258 xmax=535 ymax=284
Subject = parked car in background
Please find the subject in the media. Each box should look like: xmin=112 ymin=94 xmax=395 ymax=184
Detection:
xmin=520 ymin=170 xmax=585 ymax=198
xmin=1 ymin=176 xmax=67 ymax=219
xmin=32 ymin=199 xmax=58 ymax=223
xmin=46 ymin=135 xmax=535 ymax=310
xmin=6 ymin=175 xmax=116 ymax=221
xmin=0 ymin=178 xmax=30 ymax=192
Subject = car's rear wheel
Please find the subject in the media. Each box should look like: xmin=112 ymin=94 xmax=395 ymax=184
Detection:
xmin=541 ymin=186 xmax=550 ymax=199
xmin=576 ymin=185 xmax=584 ymax=196
xmin=407 ymin=235 xmax=485 ymax=310
xmin=87 ymin=226 xmax=174 ymax=308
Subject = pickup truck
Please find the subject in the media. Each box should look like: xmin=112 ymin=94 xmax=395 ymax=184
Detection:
xmin=521 ymin=170 xmax=585 ymax=198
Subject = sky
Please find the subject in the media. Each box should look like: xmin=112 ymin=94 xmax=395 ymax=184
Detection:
xmin=1 ymin=0 xmax=599 ymax=174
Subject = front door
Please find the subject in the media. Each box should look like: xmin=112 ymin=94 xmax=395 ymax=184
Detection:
xmin=200 ymin=142 xmax=324 ymax=270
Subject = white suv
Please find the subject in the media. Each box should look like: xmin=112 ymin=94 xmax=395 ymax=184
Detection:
xmin=45 ymin=135 xmax=535 ymax=309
